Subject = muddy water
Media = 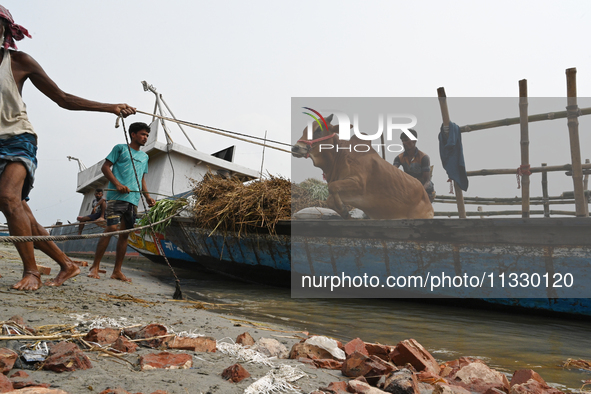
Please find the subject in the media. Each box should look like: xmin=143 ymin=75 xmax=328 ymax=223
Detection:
xmin=144 ymin=261 xmax=591 ymax=391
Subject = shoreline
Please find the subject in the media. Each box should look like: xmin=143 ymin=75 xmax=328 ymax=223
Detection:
xmin=0 ymin=243 xmax=587 ymax=394
xmin=0 ymin=243 xmax=343 ymax=394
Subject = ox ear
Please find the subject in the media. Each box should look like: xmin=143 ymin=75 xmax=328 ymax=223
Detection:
xmin=325 ymin=114 xmax=334 ymax=124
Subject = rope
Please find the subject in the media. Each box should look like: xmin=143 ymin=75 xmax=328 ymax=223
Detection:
xmin=0 ymin=208 xmax=183 ymax=243
xmin=120 ymin=116 xmax=184 ymax=300
xmin=133 ymin=110 xmax=292 ymax=154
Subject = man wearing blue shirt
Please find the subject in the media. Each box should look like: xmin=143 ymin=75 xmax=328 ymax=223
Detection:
xmin=88 ymin=122 xmax=155 ymax=282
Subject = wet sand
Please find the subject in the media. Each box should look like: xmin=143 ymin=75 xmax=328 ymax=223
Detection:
xmin=0 ymin=243 xmax=343 ymax=394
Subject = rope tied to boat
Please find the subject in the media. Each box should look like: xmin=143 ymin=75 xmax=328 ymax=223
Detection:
xmin=119 ymin=115 xmax=184 ymax=300
xmin=516 ymin=164 xmax=532 ymax=189
xmin=0 ymin=209 xmax=184 ymax=243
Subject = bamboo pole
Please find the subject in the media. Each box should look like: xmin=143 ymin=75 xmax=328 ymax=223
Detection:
xmin=465 ymin=162 xmax=591 ymax=177
xmin=542 ymin=163 xmax=550 ymax=217
xmin=459 ymin=107 xmax=591 ymax=133
xmin=438 ymin=87 xmax=466 ymax=218
xmin=519 ymin=79 xmax=530 ymax=218
xmin=434 ymin=210 xmax=576 ymax=217
xmin=565 ymin=68 xmax=587 ymax=217
xmin=585 ymin=158 xmax=590 ymax=216
xmin=585 ymin=159 xmax=590 ymax=190
xmin=434 ymin=199 xmax=575 ymax=206
xmin=435 ymin=194 xmax=571 ymax=202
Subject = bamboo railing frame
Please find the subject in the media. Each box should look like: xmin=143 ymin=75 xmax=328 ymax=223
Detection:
xmin=438 ymin=68 xmax=590 ymax=218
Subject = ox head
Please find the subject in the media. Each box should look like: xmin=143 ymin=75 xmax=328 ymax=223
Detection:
xmin=291 ymin=114 xmax=336 ymax=160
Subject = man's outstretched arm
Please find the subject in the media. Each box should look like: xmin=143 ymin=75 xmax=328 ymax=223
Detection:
xmin=12 ymin=51 xmax=135 ymax=117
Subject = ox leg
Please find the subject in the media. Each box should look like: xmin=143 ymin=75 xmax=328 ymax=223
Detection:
xmin=327 ymin=179 xmax=362 ymax=219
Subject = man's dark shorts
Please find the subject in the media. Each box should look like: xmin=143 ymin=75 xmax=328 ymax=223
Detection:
xmin=86 ymin=212 xmax=102 ymax=221
xmin=106 ymin=200 xmax=137 ymax=229
xmin=0 ymin=134 xmax=38 ymax=200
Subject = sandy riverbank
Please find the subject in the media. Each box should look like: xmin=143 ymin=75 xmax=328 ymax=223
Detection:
xmin=0 ymin=243 xmax=343 ymax=394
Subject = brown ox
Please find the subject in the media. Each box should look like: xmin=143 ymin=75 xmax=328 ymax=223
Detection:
xmin=291 ymin=114 xmax=434 ymax=219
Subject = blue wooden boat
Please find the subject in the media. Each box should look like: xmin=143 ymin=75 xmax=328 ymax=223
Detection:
xmin=165 ymin=216 xmax=591 ymax=317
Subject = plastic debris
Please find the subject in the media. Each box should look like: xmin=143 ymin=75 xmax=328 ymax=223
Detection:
xmin=304 ymin=336 xmax=346 ymax=360
xmin=244 ymin=364 xmax=307 ymax=394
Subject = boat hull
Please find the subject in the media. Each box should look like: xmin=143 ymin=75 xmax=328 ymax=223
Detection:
xmin=166 ymin=217 xmax=591 ymax=317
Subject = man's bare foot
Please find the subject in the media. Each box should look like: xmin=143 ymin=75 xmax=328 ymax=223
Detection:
xmin=88 ymin=266 xmax=101 ymax=279
xmin=12 ymin=271 xmax=42 ymax=291
xmin=111 ymin=271 xmax=132 ymax=283
xmin=45 ymin=263 xmax=81 ymax=287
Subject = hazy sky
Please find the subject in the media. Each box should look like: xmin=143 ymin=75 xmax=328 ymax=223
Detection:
xmin=2 ymin=0 xmax=591 ymax=225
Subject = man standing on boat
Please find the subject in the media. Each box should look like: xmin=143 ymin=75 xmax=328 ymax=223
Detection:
xmin=88 ymin=122 xmax=155 ymax=283
xmin=0 ymin=5 xmax=135 ymax=291
xmin=393 ymin=129 xmax=436 ymax=202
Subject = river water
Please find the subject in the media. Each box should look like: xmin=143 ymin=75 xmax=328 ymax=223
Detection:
xmin=144 ymin=261 xmax=591 ymax=392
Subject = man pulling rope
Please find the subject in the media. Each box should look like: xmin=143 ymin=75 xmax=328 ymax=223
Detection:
xmin=0 ymin=5 xmax=135 ymax=291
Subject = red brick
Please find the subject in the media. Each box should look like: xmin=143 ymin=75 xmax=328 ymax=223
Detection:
xmin=8 ymin=316 xmax=25 ymax=326
xmin=326 ymin=381 xmax=349 ymax=394
xmin=99 ymin=389 xmax=132 ymax=394
xmin=447 ymin=359 xmax=510 ymax=393
xmin=84 ymin=328 xmax=121 ymax=346
xmin=111 ymin=336 xmax=138 ymax=353
xmin=390 ymin=339 xmax=439 ymax=375
xmin=342 ymin=351 xmax=396 ymax=379
xmin=510 ymin=369 xmax=547 ymax=387
xmin=10 ymin=379 xmax=51 ymax=389
xmin=0 ymin=373 xmax=13 ymax=393
xmin=43 ymin=342 xmax=93 ymax=372
xmin=9 ymin=371 xmax=29 ymax=379
xmin=290 ymin=342 xmax=335 ymax=360
xmin=5 ymin=389 xmax=68 ymax=394
xmin=365 ymin=342 xmax=393 ymax=362
xmin=140 ymin=352 xmax=192 ymax=370
xmin=37 ymin=265 xmax=51 ymax=276
xmin=0 ymin=348 xmax=18 ymax=374
xmin=221 ymin=363 xmax=250 ymax=383
xmin=164 ymin=336 xmax=216 ymax=352
xmin=135 ymin=324 xmax=168 ymax=348
xmin=510 ymin=379 xmax=564 ymax=394
xmin=313 ymin=359 xmax=343 ymax=370
xmin=378 ymin=369 xmax=420 ymax=394
xmin=349 ymin=379 xmax=389 ymax=393
xmin=344 ymin=338 xmax=368 ymax=358
xmin=236 ymin=332 xmax=255 ymax=346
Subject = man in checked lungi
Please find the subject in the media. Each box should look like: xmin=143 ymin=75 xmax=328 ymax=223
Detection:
xmin=0 ymin=5 xmax=135 ymax=290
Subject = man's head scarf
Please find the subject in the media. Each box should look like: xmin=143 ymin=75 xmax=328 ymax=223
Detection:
xmin=0 ymin=5 xmax=31 ymax=50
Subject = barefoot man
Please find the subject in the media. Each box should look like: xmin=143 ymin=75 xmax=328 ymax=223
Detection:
xmin=88 ymin=122 xmax=155 ymax=282
xmin=0 ymin=5 xmax=135 ymax=290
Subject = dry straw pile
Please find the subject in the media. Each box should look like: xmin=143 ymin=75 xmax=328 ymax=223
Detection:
xmin=190 ymin=175 xmax=328 ymax=235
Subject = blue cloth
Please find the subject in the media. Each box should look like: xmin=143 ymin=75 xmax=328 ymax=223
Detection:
xmin=438 ymin=122 xmax=468 ymax=192
xmin=0 ymin=133 xmax=38 ymax=200
xmin=105 ymin=144 xmax=149 ymax=206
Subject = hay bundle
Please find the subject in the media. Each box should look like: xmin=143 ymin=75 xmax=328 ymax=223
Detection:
xmin=191 ymin=175 xmax=291 ymax=235
xmin=190 ymin=175 xmax=329 ymax=235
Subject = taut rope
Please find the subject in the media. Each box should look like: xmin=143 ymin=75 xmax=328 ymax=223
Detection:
xmin=119 ymin=116 xmax=184 ymax=300
xmin=128 ymin=110 xmax=292 ymax=153
xmin=0 ymin=208 xmax=183 ymax=243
